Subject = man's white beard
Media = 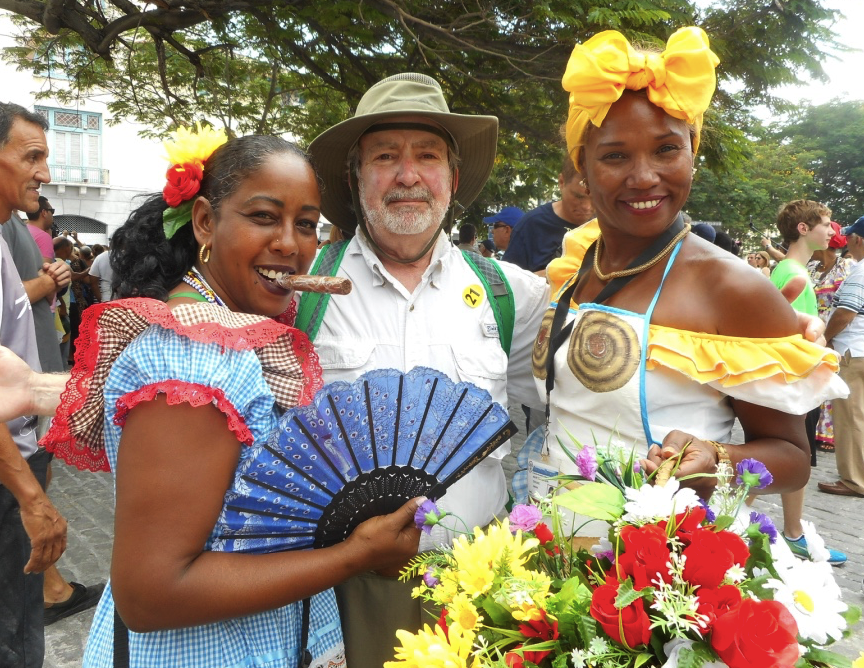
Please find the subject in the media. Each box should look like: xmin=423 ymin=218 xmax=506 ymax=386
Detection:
xmin=360 ymin=180 xmax=451 ymax=236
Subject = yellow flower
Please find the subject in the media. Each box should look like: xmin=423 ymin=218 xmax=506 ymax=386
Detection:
xmin=447 ymin=593 xmax=482 ymax=634
xmin=385 ymin=624 xmax=474 ymax=668
xmin=163 ymin=121 xmax=227 ymax=168
xmin=451 ymin=520 xmax=539 ymax=598
xmin=511 ymin=602 xmax=545 ymax=622
xmin=853 ymin=652 xmax=864 ymax=668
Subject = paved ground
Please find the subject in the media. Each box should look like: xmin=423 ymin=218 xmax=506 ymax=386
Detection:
xmin=44 ymin=430 xmax=864 ymax=666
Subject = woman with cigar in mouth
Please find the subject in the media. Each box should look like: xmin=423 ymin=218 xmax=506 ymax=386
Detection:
xmin=41 ymin=128 xmax=420 ymax=667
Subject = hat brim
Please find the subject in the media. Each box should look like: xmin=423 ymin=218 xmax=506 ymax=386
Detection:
xmin=308 ymin=110 xmax=498 ymax=232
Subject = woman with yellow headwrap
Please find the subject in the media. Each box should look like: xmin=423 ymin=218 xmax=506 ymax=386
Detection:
xmin=527 ymin=28 xmax=847 ymax=558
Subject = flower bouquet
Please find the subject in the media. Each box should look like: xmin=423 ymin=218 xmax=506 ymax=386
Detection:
xmin=389 ymin=442 xmax=860 ymax=668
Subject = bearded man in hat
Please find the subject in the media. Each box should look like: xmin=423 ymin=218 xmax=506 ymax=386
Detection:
xmin=306 ymin=73 xmax=550 ymax=667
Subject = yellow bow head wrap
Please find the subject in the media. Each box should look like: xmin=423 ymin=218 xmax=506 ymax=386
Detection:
xmin=563 ymin=26 xmax=719 ymax=170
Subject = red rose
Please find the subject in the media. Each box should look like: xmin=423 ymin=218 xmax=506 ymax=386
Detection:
xmin=163 ymin=161 xmax=204 ymax=207
xmin=660 ymin=506 xmax=707 ymax=546
xmin=682 ymin=529 xmax=749 ymax=589
xmin=695 ymin=585 xmax=742 ymax=630
xmin=534 ymin=522 xmax=554 ymax=544
xmin=711 ymin=598 xmax=799 ymax=668
xmin=615 ymin=524 xmax=672 ymax=590
xmin=590 ymin=579 xmax=652 ymax=648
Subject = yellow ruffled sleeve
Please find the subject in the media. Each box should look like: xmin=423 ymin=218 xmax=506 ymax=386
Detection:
xmin=547 ymin=219 xmax=601 ymax=295
xmin=646 ymin=326 xmax=848 ymax=413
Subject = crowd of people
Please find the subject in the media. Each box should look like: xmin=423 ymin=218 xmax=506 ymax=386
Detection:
xmin=0 ymin=23 xmax=857 ymax=668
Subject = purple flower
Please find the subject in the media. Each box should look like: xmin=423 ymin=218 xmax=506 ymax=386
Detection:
xmin=595 ymin=550 xmax=615 ymax=563
xmin=508 ymin=504 xmax=543 ymax=533
xmin=575 ymin=444 xmax=597 ymax=481
xmin=422 ymin=567 xmax=439 ymax=587
xmin=414 ymin=499 xmax=445 ymax=535
xmin=736 ymin=459 xmax=773 ymax=490
xmin=747 ymin=511 xmax=778 ymax=544
xmin=698 ymin=498 xmax=716 ymax=523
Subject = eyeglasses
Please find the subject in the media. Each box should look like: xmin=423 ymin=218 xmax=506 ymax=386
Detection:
xmin=43 ymin=208 xmax=55 ymax=213
xmin=491 ymin=223 xmax=509 ymax=230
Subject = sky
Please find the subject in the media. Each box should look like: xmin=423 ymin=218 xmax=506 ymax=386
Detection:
xmin=769 ymin=0 xmax=863 ymax=106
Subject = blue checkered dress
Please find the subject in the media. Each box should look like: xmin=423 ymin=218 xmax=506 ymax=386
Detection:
xmin=83 ymin=324 xmax=344 ymax=668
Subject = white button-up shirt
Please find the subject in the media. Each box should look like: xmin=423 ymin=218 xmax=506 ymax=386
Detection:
xmin=313 ymin=231 xmax=549 ymax=548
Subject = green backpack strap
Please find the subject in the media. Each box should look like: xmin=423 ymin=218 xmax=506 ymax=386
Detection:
xmin=294 ymin=240 xmax=350 ymax=342
xmin=461 ymin=250 xmax=515 ymax=356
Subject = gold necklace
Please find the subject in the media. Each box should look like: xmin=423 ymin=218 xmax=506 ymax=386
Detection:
xmin=593 ymin=224 xmax=691 ymax=282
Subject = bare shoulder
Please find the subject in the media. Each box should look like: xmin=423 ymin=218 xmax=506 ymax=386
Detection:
xmin=659 ymin=235 xmax=798 ymax=338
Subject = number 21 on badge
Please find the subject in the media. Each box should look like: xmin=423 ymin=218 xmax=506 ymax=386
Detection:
xmin=462 ymin=284 xmax=485 ymax=308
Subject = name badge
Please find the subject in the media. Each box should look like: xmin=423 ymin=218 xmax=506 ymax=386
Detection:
xmin=483 ymin=323 xmax=499 ymax=338
xmin=527 ymin=457 xmax=559 ymax=501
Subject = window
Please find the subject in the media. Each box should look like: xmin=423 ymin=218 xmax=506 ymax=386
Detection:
xmin=35 ymin=106 xmax=107 ymax=185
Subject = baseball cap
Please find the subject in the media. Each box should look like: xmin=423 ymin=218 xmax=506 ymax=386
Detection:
xmin=482 ymin=206 xmax=524 ymax=228
xmin=841 ymin=216 xmax=864 ymax=239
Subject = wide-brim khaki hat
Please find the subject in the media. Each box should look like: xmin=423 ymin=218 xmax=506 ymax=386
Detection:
xmin=308 ymin=73 xmax=499 ymax=233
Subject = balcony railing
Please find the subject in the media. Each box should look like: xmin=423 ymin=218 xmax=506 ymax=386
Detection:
xmin=49 ymin=164 xmax=110 ymax=186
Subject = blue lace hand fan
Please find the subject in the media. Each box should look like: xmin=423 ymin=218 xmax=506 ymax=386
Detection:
xmin=216 ymin=366 xmax=516 ymax=552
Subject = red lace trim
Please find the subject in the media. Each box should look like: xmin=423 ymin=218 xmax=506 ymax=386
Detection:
xmin=41 ymin=298 xmax=323 ymax=472
xmin=114 ymin=381 xmax=254 ymax=446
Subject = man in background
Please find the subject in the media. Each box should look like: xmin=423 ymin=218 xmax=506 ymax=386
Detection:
xmin=483 ymin=205 xmax=523 ymax=256
xmin=503 ymin=153 xmax=594 ymax=274
xmin=456 ymin=222 xmax=477 ymax=252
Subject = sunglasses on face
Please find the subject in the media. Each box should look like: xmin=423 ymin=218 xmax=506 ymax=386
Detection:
xmin=43 ymin=208 xmax=55 ymax=213
xmin=491 ymin=223 xmax=508 ymax=230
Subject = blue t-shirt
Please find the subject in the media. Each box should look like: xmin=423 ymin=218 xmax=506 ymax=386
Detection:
xmin=502 ymin=202 xmax=576 ymax=272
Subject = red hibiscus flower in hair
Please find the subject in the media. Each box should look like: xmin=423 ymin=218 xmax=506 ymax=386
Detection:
xmin=695 ymin=584 xmax=742 ymax=630
xmin=590 ymin=579 xmax=652 ymax=648
xmin=163 ymin=161 xmax=204 ymax=207
xmin=682 ymin=529 xmax=749 ymax=589
xmin=614 ymin=523 xmax=672 ymax=590
xmin=711 ymin=598 xmax=799 ymax=668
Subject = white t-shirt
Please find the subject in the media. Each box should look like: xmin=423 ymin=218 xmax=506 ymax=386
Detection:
xmin=88 ymin=251 xmax=114 ymax=303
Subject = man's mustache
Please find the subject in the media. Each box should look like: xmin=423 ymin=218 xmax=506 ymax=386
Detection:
xmin=384 ymin=188 xmax=433 ymax=205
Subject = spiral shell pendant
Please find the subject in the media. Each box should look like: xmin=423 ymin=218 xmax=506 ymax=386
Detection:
xmin=567 ymin=311 xmax=640 ymax=393
xmin=531 ymin=308 xmax=556 ymax=379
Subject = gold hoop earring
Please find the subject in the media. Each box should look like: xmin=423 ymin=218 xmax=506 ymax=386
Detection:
xmin=199 ymin=244 xmax=211 ymax=264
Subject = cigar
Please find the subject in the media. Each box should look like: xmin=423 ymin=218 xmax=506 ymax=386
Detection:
xmin=275 ymin=274 xmax=352 ymax=295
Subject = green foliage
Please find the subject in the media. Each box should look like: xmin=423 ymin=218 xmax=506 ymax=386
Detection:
xmin=776 ymin=100 xmax=864 ymax=224
xmin=555 ymin=482 xmax=625 ymax=522
xmin=0 ymin=0 xmax=848 ymax=216
xmin=677 ymin=641 xmax=715 ymax=668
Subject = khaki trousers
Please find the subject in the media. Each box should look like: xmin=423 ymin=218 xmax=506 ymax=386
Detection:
xmin=335 ymin=572 xmax=438 ymax=668
xmin=832 ymin=353 xmax=864 ymax=494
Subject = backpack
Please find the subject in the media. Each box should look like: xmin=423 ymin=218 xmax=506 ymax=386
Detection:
xmin=295 ymin=240 xmax=516 ymax=356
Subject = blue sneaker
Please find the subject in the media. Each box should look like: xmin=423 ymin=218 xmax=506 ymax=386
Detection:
xmin=782 ymin=532 xmax=847 ymax=566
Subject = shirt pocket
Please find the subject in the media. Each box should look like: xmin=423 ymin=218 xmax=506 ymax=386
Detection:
xmin=451 ymin=326 xmax=508 ymax=384
xmin=314 ymin=338 xmax=376 ymax=373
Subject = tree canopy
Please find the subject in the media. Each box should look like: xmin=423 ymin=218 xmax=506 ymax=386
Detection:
xmin=0 ymin=0 xmax=845 ymax=223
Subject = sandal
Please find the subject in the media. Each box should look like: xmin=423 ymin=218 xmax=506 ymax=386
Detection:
xmin=817 ymin=441 xmax=835 ymax=453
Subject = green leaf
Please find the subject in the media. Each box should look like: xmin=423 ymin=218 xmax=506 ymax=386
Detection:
xmin=634 ymin=653 xmax=655 ymax=668
xmin=676 ymin=641 xmax=716 ymax=668
xmin=613 ymin=578 xmax=648 ymax=610
xmin=481 ymin=597 xmax=513 ymax=627
xmin=712 ymin=515 xmax=735 ymax=531
xmin=555 ymin=482 xmax=625 ymax=522
xmin=163 ymin=200 xmax=194 ymax=239
xmin=801 ymin=646 xmax=853 ymax=668
xmin=575 ymin=614 xmax=598 ymax=647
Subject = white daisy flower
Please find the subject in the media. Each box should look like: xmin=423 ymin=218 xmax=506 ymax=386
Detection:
xmin=622 ymin=478 xmax=701 ymax=522
xmin=765 ymin=559 xmax=847 ymax=644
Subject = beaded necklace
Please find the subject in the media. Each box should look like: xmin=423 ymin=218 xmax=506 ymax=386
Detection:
xmin=182 ymin=268 xmax=226 ymax=307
